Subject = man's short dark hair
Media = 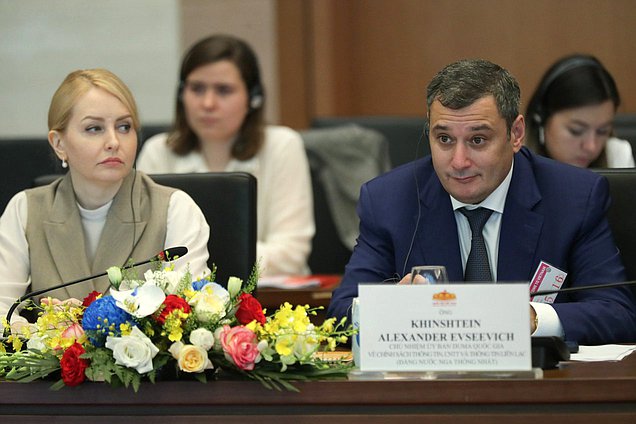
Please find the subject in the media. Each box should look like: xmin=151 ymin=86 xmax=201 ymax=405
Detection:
xmin=426 ymin=59 xmax=520 ymax=134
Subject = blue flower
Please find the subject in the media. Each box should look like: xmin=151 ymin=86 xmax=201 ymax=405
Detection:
xmin=82 ymin=296 xmax=132 ymax=347
xmin=191 ymin=279 xmax=209 ymax=291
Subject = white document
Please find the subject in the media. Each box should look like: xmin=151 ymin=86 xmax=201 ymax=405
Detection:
xmin=570 ymin=344 xmax=636 ymax=362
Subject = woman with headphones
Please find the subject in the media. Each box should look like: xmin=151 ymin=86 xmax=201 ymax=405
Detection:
xmin=137 ymin=34 xmax=314 ymax=277
xmin=525 ymin=54 xmax=634 ymax=168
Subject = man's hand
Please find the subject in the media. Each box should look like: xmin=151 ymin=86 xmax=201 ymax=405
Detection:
xmin=398 ymin=273 xmax=428 ymax=285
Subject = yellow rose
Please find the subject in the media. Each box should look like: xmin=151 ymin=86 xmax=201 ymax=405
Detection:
xmin=177 ymin=344 xmax=214 ymax=373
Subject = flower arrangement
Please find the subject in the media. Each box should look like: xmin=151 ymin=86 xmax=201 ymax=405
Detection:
xmin=0 ymin=264 xmax=354 ymax=391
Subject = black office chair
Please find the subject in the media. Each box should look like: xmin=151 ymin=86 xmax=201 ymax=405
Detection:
xmin=307 ymin=165 xmax=354 ymax=274
xmin=592 ymin=169 xmax=636 ymax=287
xmin=0 ymin=138 xmax=64 ymax=214
xmin=613 ymin=113 xmax=636 ymax=152
xmin=34 ymin=172 xmax=257 ymax=287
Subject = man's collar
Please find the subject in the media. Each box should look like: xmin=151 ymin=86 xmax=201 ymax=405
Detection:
xmin=450 ymin=158 xmax=514 ymax=213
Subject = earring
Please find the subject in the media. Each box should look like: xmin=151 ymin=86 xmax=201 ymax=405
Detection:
xmin=61 ymin=159 xmax=68 ymax=169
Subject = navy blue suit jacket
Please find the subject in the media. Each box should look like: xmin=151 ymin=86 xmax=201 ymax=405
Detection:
xmin=327 ymin=147 xmax=636 ymax=344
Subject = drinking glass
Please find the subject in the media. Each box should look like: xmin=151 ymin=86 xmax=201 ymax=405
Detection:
xmin=410 ymin=265 xmax=449 ymax=285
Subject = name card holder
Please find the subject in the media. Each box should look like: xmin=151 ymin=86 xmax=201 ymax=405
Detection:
xmin=350 ymin=284 xmax=541 ymax=380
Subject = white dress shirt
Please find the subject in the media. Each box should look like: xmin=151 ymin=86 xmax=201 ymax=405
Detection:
xmin=137 ymin=125 xmax=315 ymax=276
xmin=449 ymin=159 xmax=564 ymax=337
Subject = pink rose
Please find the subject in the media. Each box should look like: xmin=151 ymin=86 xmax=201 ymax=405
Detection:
xmin=219 ymin=325 xmax=261 ymax=371
xmin=62 ymin=323 xmax=85 ymax=340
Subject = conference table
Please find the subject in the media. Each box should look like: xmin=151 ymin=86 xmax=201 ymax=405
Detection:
xmin=1 ymin=352 xmax=635 ymax=423
xmin=257 ymin=275 xmax=340 ymax=324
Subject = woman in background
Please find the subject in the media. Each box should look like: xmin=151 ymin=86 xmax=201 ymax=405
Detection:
xmin=525 ymin=54 xmax=634 ymax=168
xmin=137 ymin=34 xmax=314 ymax=277
xmin=0 ymin=68 xmax=210 ymax=330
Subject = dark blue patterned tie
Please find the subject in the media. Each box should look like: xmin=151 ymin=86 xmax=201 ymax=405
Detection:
xmin=460 ymin=207 xmax=494 ymax=282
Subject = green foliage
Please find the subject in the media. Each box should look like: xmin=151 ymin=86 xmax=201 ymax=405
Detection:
xmin=0 ymin=348 xmax=61 ymax=382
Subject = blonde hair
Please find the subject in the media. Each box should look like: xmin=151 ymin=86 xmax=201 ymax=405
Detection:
xmin=48 ymin=68 xmax=140 ymax=132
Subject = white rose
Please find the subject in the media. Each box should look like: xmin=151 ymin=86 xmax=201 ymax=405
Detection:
xmin=189 ymin=328 xmax=215 ymax=351
xmin=189 ymin=283 xmax=230 ymax=323
xmin=105 ymin=326 xmax=159 ymax=374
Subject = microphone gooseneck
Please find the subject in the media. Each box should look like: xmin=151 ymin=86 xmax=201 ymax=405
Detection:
xmin=157 ymin=246 xmax=188 ymax=262
xmin=530 ymin=280 xmax=636 ymax=297
xmin=4 ymin=246 xmax=188 ymax=333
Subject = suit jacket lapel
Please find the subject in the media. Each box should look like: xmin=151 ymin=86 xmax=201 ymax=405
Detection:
xmin=498 ymin=153 xmax=543 ymax=281
xmin=43 ymin=175 xmax=94 ymax=297
xmin=415 ymin=173 xmax=464 ymax=281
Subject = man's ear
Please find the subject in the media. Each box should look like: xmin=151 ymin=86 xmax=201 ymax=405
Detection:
xmin=48 ymin=130 xmax=66 ymax=160
xmin=510 ymin=114 xmax=525 ymax=153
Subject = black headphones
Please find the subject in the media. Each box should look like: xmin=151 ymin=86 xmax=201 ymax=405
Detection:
xmin=532 ymin=56 xmax=602 ymax=127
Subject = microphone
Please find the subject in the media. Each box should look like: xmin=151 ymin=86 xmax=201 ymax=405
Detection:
xmin=530 ymin=280 xmax=636 ymax=297
xmin=4 ymin=246 xmax=188 ymax=331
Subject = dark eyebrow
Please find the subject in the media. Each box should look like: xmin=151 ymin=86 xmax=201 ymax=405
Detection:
xmin=431 ymin=124 xmax=449 ymax=132
xmin=468 ymin=124 xmax=494 ymax=132
xmin=431 ymin=124 xmax=494 ymax=132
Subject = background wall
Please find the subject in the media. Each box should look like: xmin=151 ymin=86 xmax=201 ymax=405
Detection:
xmin=0 ymin=0 xmax=180 ymax=138
xmin=278 ymin=0 xmax=636 ymax=128
xmin=0 ymin=0 xmax=278 ymax=138
xmin=2 ymin=0 xmax=635 ymax=137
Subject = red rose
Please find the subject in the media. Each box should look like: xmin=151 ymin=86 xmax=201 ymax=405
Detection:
xmin=235 ymin=293 xmax=266 ymax=325
xmin=82 ymin=291 xmax=101 ymax=307
xmin=60 ymin=343 xmax=88 ymax=386
xmin=156 ymin=295 xmax=192 ymax=324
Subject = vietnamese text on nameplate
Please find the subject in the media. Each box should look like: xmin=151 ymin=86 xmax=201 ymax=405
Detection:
xmin=358 ymin=284 xmax=531 ymax=372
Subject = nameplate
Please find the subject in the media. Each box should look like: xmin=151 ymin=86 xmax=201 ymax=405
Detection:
xmin=357 ymin=284 xmax=531 ymax=372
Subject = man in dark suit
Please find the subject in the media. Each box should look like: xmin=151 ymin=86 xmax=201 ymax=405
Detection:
xmin=327 ymin=59 xmax=636 ymax=345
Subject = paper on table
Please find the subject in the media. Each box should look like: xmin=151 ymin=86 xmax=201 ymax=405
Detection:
xmin=258 ymin=276 xmax=321 ymax=289
xmin=569 ymin=344 xmax=636 ymax=362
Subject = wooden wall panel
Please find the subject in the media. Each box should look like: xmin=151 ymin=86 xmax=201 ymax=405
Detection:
xmin=278 ymin=0 xmax=636 ymax=129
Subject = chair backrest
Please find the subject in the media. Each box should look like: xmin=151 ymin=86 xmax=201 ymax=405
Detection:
xmin=33 ymin=172 xmax=257 ymax=287
xmin=301 ymin=125 xmax=390 ymax=274
xmin=614 ymin=113 xmax=636 ymax=150
xmin=312 ymin=116 xmax=428 ymax=167
xmin=593 ymin=169 xmax=636 ymax=285
xmin=0 ymin=138 xmax=63 ymax=214
xmin=307 ymin=164 xmax=354 ymax=274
